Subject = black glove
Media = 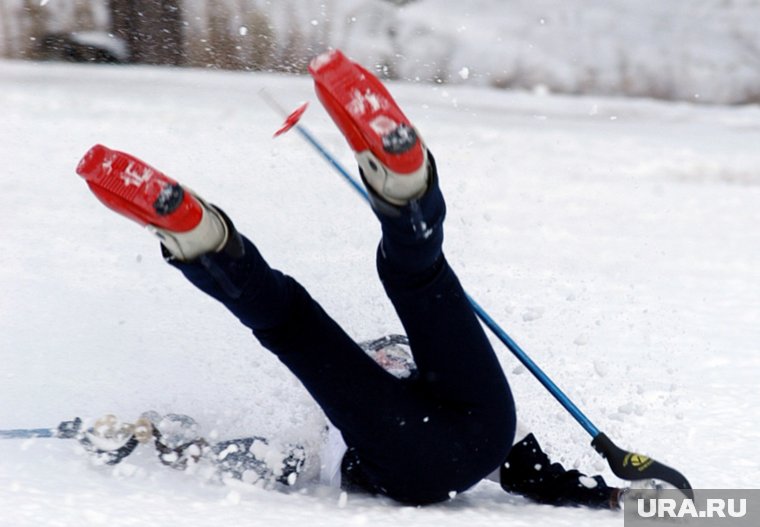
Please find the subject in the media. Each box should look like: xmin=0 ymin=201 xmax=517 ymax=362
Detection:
xmin=500 ymin=433 xmax=621 ymax=509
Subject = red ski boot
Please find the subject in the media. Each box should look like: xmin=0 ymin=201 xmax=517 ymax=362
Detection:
xmin=76 ymin=144 xmax=227 ymax=260
xmin=309 ymin=50 xmax=429 ymax=205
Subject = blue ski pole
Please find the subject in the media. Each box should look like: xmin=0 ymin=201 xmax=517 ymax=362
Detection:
xmin=0 ymin=427 xmax=56 ymax=439
xmin=0 ymin=418 xmax=81 ymax=440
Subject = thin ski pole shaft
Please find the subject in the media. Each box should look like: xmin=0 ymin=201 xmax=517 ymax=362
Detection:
xmin=0 ymin=428 xmax=55 ymax=439
xmin=0 ymin=418 xmax=80 ymax=440
xmin=293 ymin=125 xmax=369 ymax=201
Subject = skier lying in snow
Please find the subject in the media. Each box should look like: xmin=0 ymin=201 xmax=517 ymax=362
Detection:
xmin=74 ymin=50 xmax=622 ymax=509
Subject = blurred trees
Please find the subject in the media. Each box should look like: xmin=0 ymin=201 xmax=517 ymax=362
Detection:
xmin=110 ymin=0 xmax=183 ymax=65
xmin=1 ymin=0 xmax=112 ymax=61
xmin=0 ymin=0 xmax=288 ymax=69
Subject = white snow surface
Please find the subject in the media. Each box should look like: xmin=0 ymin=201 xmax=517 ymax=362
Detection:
xmin=1 ymin=60 xmax=759 ymax=526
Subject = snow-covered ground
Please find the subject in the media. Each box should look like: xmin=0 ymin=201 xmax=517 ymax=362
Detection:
xmin=1 ymin=59 xmax=759 ymax=526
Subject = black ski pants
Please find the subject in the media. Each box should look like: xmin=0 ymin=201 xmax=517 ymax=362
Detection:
xmin=170 ymin=156 xmax=516 ymax=504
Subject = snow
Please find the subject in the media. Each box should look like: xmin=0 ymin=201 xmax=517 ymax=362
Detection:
xmin=1 ymin=59 xmax=759 ymax=526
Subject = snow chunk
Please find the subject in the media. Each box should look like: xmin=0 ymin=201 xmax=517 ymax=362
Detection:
xmin=573 ymin=333 xmax=590 ymax=346
xmin=217 ymin=444 xmax=239 ymax=461
xmin=593 ymin=360 xmax=608 ymax=377
xmin=309 ymin=50 xmax=337 ymax=72
xmin=579 ymin=476 xmax=598 ymax=489
xmin=521 ymin=307 xmax=544 ymax=322
xmin=618 ymin=403 xmax=635 ymax=415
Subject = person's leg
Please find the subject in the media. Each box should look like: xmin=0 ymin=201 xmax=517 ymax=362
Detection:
xmin=310 ymin=51 xmax=516 ymax=462
xmin=348 ymin=153 xmax=517 ymax=485
xmin=309 ymin=50 xmax=517 ymax=501
xmin=374 ymin=154 xmax=515 ymax=417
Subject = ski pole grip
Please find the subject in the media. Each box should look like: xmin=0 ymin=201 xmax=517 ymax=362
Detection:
xmin=592 ymin=432 xmax=693 ymax=497
xmin=591 ymin=432 xmax=616 ymax=458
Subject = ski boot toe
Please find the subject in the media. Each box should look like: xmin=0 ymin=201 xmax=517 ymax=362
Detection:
xmin=309 ymin=50 xmax=429 ymax=205
xmin=77 ymin=144 xmax=228 ymax=261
